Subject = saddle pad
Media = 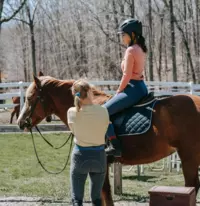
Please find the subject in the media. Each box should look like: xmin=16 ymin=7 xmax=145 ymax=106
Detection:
xmin=111 ymin=100 xmax=157 ymax=136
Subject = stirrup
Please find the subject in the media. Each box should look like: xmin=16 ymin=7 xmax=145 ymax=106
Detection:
xmin=105 ymin=146 xmax=121 ymax=157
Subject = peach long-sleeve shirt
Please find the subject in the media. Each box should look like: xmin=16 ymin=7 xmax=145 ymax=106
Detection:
xmin=118 ymin=44 xmax=145 ymax=92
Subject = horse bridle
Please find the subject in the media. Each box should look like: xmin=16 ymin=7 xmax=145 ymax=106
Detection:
xmin=24 ymin=86 xmax=51 ymax=127
xmin=24 ymin=86 xmax=74 ymax=174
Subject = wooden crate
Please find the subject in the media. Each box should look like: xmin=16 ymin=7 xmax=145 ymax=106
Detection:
xmin=148 ymin=186 xmax=196 ymax=206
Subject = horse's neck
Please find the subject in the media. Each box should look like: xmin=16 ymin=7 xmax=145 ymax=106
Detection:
xmin=47 ymin=82 xmax=110 ymax=124
xmin=93 ymin=95 xmax=110 ymax=105
xmin=48 ymin=83 xmax=74 ymax=125
xmin=92 ymin=88 xmax=111 ymax=105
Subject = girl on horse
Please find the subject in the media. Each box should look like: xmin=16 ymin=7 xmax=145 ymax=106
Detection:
xmin=67 ymin=79 xmax=109 ymax=206
xmin=104 ymin=19 xmax=148 ymax=157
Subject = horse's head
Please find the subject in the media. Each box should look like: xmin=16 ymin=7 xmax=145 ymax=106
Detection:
xmin=17 ymin=74 xmax=112 ymax=130
xmin=17 ymin=74 xmax=54 ymax=130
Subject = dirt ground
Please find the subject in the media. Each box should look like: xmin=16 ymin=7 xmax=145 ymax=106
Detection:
xmin=0 ymin=203 xmax=148 ymax=206
xmin=0 ymin=198 xmax=199 ymax=206
xmin=0 ymin=197 xmax=150 ymax=206
xmin=0 ymin=109 xmax=61 ymax=125
xmin=0 ymin=109 xmax=13 ymax=124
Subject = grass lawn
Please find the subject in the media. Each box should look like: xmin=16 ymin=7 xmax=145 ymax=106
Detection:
xmin=0 ymin=133 xmax=199 ymax=203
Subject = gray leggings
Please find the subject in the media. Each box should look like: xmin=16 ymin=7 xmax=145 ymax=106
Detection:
xmin=70 ymin=146 xmax=107 ymax=203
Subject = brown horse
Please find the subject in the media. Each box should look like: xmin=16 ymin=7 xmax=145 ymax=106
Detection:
xmin=10 ymin=72 xmax=52 ymax=124
xmin=10 ymin=97 xmax=30 ymax=124
xmin=17 ymin=75 xmax=200 ymax=205
xmin=10 ymin=96 xmax=23 ymax=124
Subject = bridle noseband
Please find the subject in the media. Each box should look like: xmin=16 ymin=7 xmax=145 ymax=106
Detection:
xmin=24 ymin=88 xmax=46 ymax=129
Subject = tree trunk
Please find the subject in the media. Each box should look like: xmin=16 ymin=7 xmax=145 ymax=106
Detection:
xmin=104 ymin=12 xmax=111 ymax=81
xmin=0 ymin=0 xmax=4 ymax=86
xmin=112 ymin=0 xmax=122 ymax=60
xmin=130 ymin=0 xmax=135 ymax=18
xmin=26 ymin=3 xmax=37 ymax=77
xmin=30 ymin=21 xmax=36 ymax=76
xmin=0 ymin=0 xmax=4 ymax=21
xmin=21 ymin=31 xmax=28 ymax=81
xmin=195 ymin=0 xmax=200 ymax=82
xmin=183 ymin=0 xmax=189 ymax=81
xmin=78 ymin=19 xmax=88 ymax=77
xmin=164 ymin=23 xmax=168 ymax=81
xmin=148 ymin=0 xmax=153 ymax=81
xmin=169 ymin=0 xmax=177 ymax=81
xmin=158 ymin=15 xmax=164 ymax=81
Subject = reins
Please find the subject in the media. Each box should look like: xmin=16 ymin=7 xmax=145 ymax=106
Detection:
xmin=25 ymin=87 xmax=74 ymax=174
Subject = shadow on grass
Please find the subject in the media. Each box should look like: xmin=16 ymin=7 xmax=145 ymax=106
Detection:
xmin=122 ymin=175 xmax=156 ymax=182
xmin=118 ymin=193 xmax=149 ymax=203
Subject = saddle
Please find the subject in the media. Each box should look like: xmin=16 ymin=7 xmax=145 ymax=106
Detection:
xmin=136 ymin=92 xmax=155 ymax=106
xmin=110 ymin=92 xmax=158 ymax=136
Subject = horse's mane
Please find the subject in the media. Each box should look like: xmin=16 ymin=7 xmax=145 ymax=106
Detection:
xmin=40 ymin=76 xmax=74 ymax=88
xmin=91 ymin=86 xmax=111 ymax=98
xmin=39 ymin=76 xmax=111 ymax=98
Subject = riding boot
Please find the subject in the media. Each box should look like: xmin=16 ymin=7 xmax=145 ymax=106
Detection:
xmin=105 ymin=137 xmax=121 ymax=157
xmin=72 ymin=199 xmax=83 ymax=206
xmin=92 ymin=199 xmax=102 ymax=206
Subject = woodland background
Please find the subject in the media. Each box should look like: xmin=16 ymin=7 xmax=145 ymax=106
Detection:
xmin=0 ymin=0 xmax=200 ymax=83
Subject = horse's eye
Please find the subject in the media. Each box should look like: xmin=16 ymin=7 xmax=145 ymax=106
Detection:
xmin=27 ymin=97 xmax=32 ymax=102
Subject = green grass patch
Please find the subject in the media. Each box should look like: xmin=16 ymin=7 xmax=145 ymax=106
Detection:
xmin=0 ymin=133 xmax=199 ymax=203
xmin=0 ymin=133 xmax=73 ymax=201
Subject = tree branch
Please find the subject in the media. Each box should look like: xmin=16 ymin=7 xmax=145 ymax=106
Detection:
xmin=162 ymin=0 xmax=196 ymax=83
xmin=32 ymin=0 xmax=40 ymax=22
xmin=80 ymin=0 xmax=125 ymax=48
xmin=0 ymin=0 xmax=27 ymax=24
xmin=12 ymin=17 xmax=29 ymax=25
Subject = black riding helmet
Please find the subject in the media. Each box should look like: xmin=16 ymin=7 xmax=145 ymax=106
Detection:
xmin=118 ymin=19 xmax=143 ymax=37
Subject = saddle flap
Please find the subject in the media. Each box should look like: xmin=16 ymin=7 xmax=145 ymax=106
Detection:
xmin=111 ymin=99 xmax=157 ymax=136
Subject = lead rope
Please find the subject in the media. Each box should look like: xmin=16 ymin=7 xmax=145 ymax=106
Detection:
xmin=30 ymin=129 xmax=74 ymax=174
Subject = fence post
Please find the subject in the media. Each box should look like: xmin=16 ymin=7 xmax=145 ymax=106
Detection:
xmin=113 ymin=163 xmax=122 ymax=195
xmin=189 ymin=81 xmax=194 ymax=94
xmin=137 ymin=165 xmax=141 ymax=177
xmin=19 ymin=81 xmax=24 ymax=111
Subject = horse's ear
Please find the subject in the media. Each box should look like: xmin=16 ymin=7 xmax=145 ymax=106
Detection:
xmin=38 ymin=71 xmax=44 ymax=77
xmin=33 ymin=75 xmax=41 ymax=89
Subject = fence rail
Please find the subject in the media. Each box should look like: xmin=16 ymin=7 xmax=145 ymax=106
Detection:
xmin=1 ymin=80 xmax=200 ymax=110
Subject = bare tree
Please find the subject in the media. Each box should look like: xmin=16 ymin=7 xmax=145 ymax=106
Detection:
xmin=195 ymin=0 xmax=200 ymax=81
xmin=183 ymin=0 xmax=189 ymax=81
xmin=0 ymin=0 xmax=27 ymax=28
xmin=0 ymin=0 xmax=27 ymax=103
xmin=148 ymin=0 xmax=154 ymax=81
xmin=130 ymin=0 xmax=135 ymax=18
xmin=163 ymin=0 xmax=196 ymax=82
xmin=13 ymin=0 xmax=40 ymax=76
xmin=169 ymin=0 xmax=177 ymax=82
xmin=1 ymin=0 xmax=200 ymax=84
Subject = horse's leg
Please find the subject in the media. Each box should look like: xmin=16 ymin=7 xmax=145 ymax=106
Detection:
xmin=16 ymin=108 xmax=19 ymax=120
xmin=178 ymin=152 xmax=200 ymax=194
xmin=10 ymin=110 xmax=15 ymax=124
xmin=102 ymin=165 xmax=114 ymax=206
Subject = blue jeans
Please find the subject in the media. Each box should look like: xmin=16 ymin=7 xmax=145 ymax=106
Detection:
xmin=103 ymin=80 xmax=148 ymax=139
xmin=104 ymin=80 xmax=148 ymax=116
xmin=70 ymin=146 xmax=106 ymax=203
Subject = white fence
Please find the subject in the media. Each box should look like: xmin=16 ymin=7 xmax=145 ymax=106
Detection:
xmin=1 ymin=80 xmax=200 ymax=111
xmin=0 ymin=81 xmax=30 ymax=110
